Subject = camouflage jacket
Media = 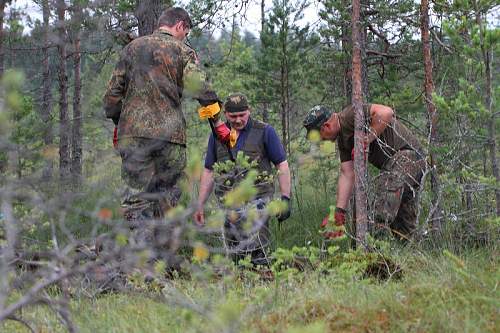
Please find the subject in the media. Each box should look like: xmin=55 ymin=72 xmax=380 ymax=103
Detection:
xmin=103 ymin=29 xmax=204 ymax=145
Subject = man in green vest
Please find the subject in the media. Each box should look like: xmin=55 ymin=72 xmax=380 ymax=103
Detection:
xmin=194 ymin=93 xmax=291 ymax=266
xmin=303 ymin=104 xmax=427 ymax=240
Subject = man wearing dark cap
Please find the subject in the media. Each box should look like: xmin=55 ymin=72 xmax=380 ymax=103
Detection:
xmin=303 ymin=103 xmax=426 ymax=239
xmin=194 ymin=93 xmax=291 ymax=266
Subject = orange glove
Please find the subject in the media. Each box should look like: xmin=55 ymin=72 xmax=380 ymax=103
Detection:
xmin=320 ymin=207 xmax=346 ymax=239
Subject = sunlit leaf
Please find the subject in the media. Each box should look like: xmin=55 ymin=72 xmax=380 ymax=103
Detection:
xmin=193 ymin=242 xmax=209 ymax=262
xmin=307 ymin=129 xmax=321 ymax=143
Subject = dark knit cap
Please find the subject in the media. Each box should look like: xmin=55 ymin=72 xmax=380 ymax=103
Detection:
xmin=224 ymin=93 xmax=249 ymax=113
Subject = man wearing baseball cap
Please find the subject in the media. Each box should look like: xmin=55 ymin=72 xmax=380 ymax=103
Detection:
xmin=195 ymin=93 xmax=291 ymax=266
xmin=303 ymin=103 xmax=426 ymax=239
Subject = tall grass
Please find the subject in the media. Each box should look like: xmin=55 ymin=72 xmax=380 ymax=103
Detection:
xmin=2 ymin=248 xmax=497 ymax=332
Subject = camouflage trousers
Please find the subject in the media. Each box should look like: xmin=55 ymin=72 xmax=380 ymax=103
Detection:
xmin=119 ymin=138 xmax=186 ymax=240
xmin=222 ymin=198 xmax=271 ymax=267
xmin=372 ymin=149 xmax=426 ymax=238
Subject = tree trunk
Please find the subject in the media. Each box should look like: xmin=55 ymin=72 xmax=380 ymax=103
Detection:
xmin=475 ymin=7 xmax=499 ymax=216
xmin=261 ymin=0 xmax=265 ymax=33
xmin=262 ymin=102 xmax=269 ymax=123
xmin=360 ymin=0 xmax=370 ymax=99
xmin=71 ymin=4 xmax=83 ymax=185
xmin=280 ymin=62 xmax=289 ymax=153
xmin=352 ymin=0 xmax=368 ymax=248
xmin=0 ymin=1 xmax=7 ymax=174
xmin=260 ymin=0 xmax=269 ymax=123
xmin=0 ymin=1 xmax=7 ymax=79
xmin=341 ymin=7 xmax=351 ymax=104
xmin=135 ymin=0 xmax=169 ymax=36
xmin=279 ymin=8 xmax=290 ymax=154
xmin=420 ymin=0 xmax=442 ymax=229
xmin=56 ymin=0 xmax=70 ymax=183
xmin=41 ymin=0 xmax=53 ymax=181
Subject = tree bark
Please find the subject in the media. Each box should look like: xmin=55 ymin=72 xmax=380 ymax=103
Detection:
xmin=279 ymin=3 xmax=290 ymax=154
xmin=261 ymin=0 xmax=265 ymax=33
xmin=0 ymin=1 xmax=8 ymax=174
xmin=475 ymin=5 xmax=499 ymax=216
xmin=341 ymin=0 xmax=351 ymax=104
xmin=420 ymin=0 xmax=442 ymax=229
xmin=56 ymin=0 xmax=70 ymax=183
xmin=71 ymin=3 xmax=83 ymax=185
xmin=280 ymin=61 xmax=289 ymax=153
xmin=260 ymin=0 xmax=269 ymax=123
xmin=352 ymin=0 xmax=368 ymax=248
xmin=360 ymin=0 xmax=369 ymax=99
xmin=0 ymin=1 xmax=8 ymax=79
xmin=135 ymin=0 xmax=169 ymax=36
xmin=40 ymin=0 xmax=53 ymax=181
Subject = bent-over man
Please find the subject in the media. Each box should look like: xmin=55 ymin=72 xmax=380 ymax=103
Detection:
xmin=303 ymin=103 xmax=426 ymax=239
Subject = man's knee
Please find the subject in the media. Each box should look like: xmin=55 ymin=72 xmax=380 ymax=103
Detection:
xmin=373 ymin=186 xmax=403 ymax=224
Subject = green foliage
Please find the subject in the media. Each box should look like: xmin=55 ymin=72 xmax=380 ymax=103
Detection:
xmin=223 ymin=169 xmax=258 ymax=208
xmin=0 ymin=71 xmax=23 ymax=137
xmin=3 ymin=248 xmax=498 ymax=332
xmin=208 ymin=26 xmax=258 ymax=100
xmin=2 ymin=3 xmax=499 ymax=331
xmin=212 ymin=151 xmax=274 ymax=207
xmin=212 ymin=151 xmax=258 ymax=175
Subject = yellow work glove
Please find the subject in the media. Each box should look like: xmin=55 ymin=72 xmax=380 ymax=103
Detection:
xmin=198 ymin=102 xmax=221 ymax=120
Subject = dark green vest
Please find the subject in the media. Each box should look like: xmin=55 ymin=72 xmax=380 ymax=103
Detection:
xmin=214 ymin=119 xmax=275 ymax=200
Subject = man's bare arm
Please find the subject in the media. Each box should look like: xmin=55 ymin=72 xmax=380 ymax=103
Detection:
xmin=276 ymin=161 xmax=291 ymax=198
xmin=194 ymin=168 xmax=215 ymax=225
xmin=367 ymin=104 xmax=394 ymax=143
xmin=336 ymin=161 xmax=355 ymax=209
xmin=197 ymin=168 xmax=215 ymax=207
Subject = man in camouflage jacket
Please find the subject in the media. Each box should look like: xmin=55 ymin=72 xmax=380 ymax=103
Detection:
xmin=103 ymin=8 xmax=211 ymax=236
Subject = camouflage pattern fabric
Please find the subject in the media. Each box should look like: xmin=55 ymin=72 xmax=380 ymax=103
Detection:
xmin=372 ymin=150 xmax=427 ymax=238
xmin=104 ymin=28 xmax=205 ymax=145
xmin=222 ymin=198 xmax=271 ymax=266
xmin=303 ymin=105 xmax=332 ymax=133
xmin=120 ymin=138 xmax=186 ymax=229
